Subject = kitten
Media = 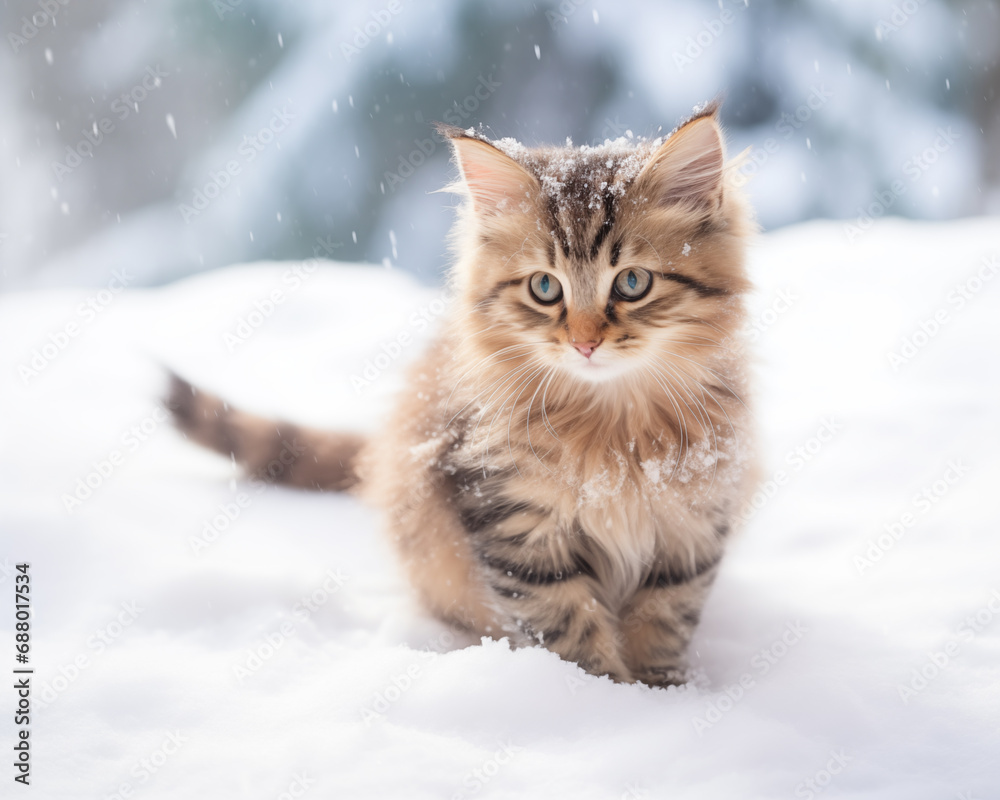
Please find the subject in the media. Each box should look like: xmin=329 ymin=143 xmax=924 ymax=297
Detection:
xmin=170 ymin=102 xmax=758 ymax=687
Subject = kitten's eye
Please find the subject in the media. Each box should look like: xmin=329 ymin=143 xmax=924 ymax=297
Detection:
xmin=529 ymin=272 xmax=563 ymax=305
xmin=613 ymin=268 xmax=652 ymax=301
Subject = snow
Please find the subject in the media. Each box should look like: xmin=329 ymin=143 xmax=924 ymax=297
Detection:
xmin=489 ymin=132 xmax=662 ymax=199
xmin=3 ymin=217 xmax=1000 ymax=798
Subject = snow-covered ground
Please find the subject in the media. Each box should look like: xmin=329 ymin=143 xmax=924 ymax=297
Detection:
xmin=2 ymin=217 xmax=999 ymax=799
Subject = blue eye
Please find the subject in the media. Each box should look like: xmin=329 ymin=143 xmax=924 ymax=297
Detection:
xmin=529 ymin=272 xmax=563 ymax=304
xmin=614 ymin=268 xmax=652 ymax=300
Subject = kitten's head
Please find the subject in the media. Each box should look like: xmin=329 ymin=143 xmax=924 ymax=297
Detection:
xmin=440 ymin=104 xmax=753 ymax=404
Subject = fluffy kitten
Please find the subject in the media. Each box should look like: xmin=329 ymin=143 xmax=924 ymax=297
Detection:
xmin=171 ymin=102 xmax=758 ymax=687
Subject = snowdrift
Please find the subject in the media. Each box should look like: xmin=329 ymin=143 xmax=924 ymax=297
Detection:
xmin=2 ymin=217 xmax=999 ymax=799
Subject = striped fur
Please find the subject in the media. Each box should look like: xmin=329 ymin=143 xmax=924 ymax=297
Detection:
xmin=172 ymin=106 xmax=759 ymax=687
xmin=168 ymin=375 xmax=364 ymax=491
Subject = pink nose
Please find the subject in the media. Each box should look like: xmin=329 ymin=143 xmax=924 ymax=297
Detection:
xmin=573 ymin=340 xmax=602 ymax=359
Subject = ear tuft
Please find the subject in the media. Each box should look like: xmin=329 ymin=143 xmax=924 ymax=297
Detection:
xmin=436 ymin=125 xmax=539 ymax=216
xmin=434 ymin=122 xmax=469 ymax=141
xmin=636 ymin=112 xmax=725 ymax=210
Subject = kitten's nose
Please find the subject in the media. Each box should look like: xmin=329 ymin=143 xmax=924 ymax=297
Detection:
xmin=573 ymin=340 xmax=603 ymax=359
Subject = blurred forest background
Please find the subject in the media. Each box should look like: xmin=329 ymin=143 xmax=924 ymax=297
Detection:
xmin=1 ymin=0 xmax=998 ymax=288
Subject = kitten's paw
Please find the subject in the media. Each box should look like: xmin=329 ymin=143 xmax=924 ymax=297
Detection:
xmin=575 ymin=655 xmax=634 ymax=684
xmin=633 ymin=665 xmax=688 ymax=688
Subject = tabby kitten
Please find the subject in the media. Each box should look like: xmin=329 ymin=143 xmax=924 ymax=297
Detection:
xmin=171 ymin=103 xmax=758 ymax=687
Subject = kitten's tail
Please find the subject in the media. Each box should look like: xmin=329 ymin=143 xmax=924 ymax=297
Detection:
xmin=167 ymin=374 xmax=365 ymax=492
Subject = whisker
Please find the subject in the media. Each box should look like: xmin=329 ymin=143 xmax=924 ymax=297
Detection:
xmin=663 ymin=358 xmax=744 ymax=469
xmin=652 ymin=356 xmax=721 ymax=491
xmin=481 ymin=359 xmax=545 ymax=470
xmin=640 ymin=364 xmax=690 ymax=484
xmin=540 ymin=370 xmax=560 ymax=441
xmin=445 ymin=344 xmax=538 ymax=426
xmin=633 ymin=233 xmax=664 ymax=273
xmin=471 ymin=358 xmax=544 ymax=462
xmin=524 ymin=366 xmax=556 ymax=473
xmin=659 ymin=349 xmax=749 ymax=412
xmin=503 ymin=364 xmax=548 ymax=477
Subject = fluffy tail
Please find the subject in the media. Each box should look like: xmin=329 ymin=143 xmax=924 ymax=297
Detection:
xmin=167 ymin=374 xmax=365 ymax=492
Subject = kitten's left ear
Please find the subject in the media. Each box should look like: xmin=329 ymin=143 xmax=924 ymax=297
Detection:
xmin=436 ymin=123 xmax=539 ymax=216
xmin=634 ymin=108 xmax=725 ymax=210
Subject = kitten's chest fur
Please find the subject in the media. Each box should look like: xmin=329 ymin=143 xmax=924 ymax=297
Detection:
xmin=439 ymin=396 xmax=744 ymax=607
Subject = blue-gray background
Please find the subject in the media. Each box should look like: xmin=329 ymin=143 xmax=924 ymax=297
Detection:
xmin=1 ymin=0 xmax=997 ymax=289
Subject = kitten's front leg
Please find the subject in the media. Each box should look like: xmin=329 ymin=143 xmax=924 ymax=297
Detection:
xmin=469 ymin=514 xmax=632 ymax=681
xmin=620 ymin=557 xmax=721 ymax=687
xmin=488 ymin=567 xmax=634 ymax=682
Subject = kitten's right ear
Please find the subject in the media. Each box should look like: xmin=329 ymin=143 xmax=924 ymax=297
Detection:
xmin=435 ymin=124 xmax=538 ymax=216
